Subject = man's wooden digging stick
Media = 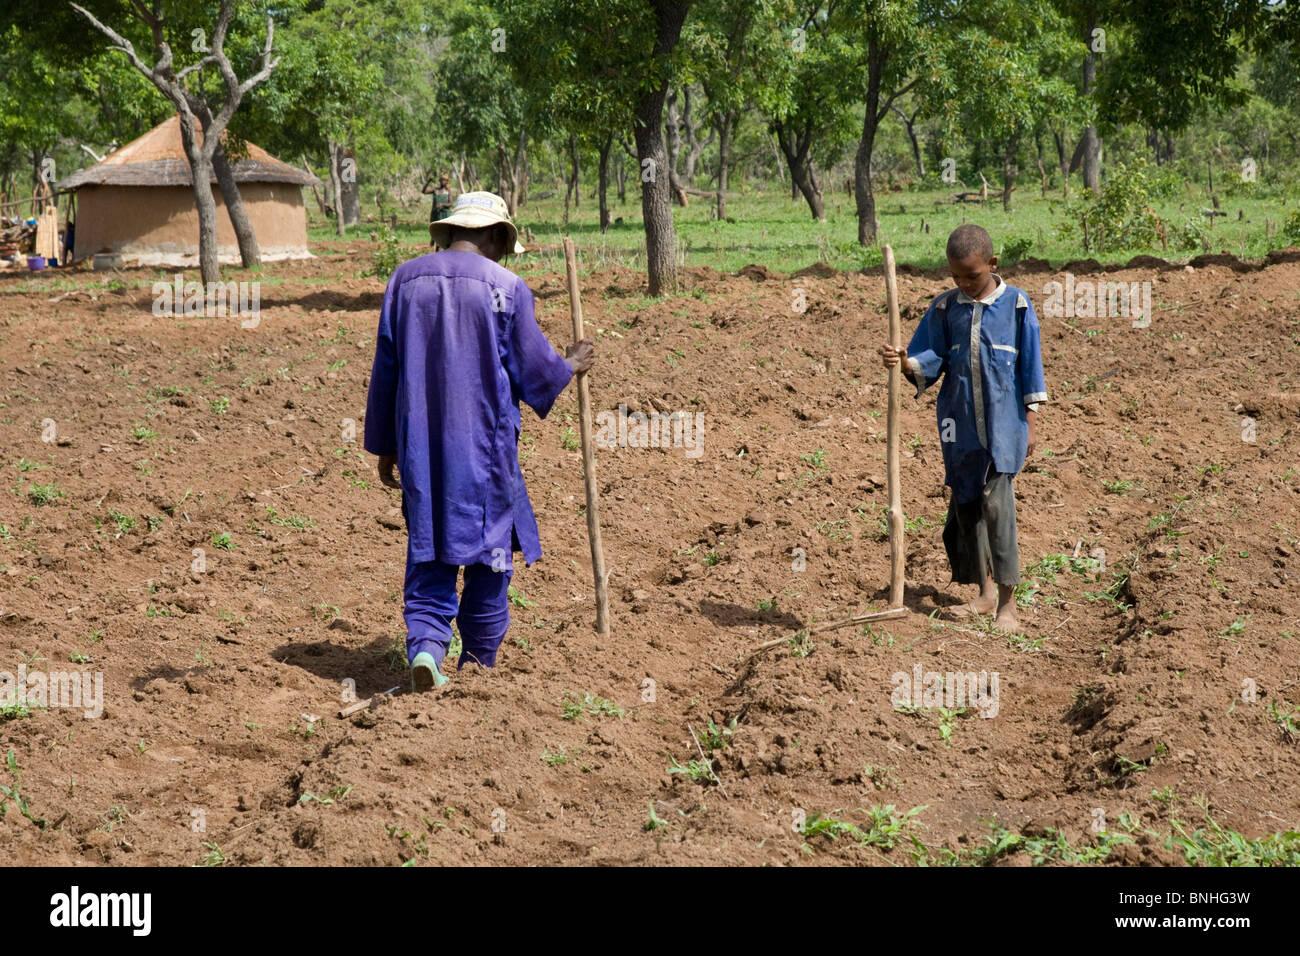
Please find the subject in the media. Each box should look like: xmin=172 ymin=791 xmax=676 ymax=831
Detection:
xmin=563 ymin=237 xmax=611 ymax=637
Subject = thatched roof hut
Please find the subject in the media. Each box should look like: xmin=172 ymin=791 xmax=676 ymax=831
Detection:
xmin=57 ymin=115 xmax=320 ymax=266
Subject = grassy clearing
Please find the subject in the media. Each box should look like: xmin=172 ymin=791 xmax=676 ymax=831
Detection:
xmin=314 ymin=185 xmax=1297 ymax=278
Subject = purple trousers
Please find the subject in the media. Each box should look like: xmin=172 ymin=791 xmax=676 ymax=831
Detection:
xmin=404 ymin=560 xmax=512 ymax=669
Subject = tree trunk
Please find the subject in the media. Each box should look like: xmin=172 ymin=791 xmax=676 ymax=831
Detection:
xmin=1002 ymin=130 xmax=1018 ymax=212
xmin=765 ymin=131 xmax=788 ymax=194
xmin=616 ymin=148 xmax=626 ymax=203
xmin=192 ymin=166 xmax=221 ymax=284
xmin=598 ymin=134 xmax=612 ymax=233
xmin=301 ymin=154 xmax=328 ymax=216
xmin=1082 ymin=19 xmax=1101 ymax=192
xmin=855 ymin=34 xmax=889 ymax=246
xmin=497 ymin=142 xmax=509 ymax=202
xmin=680 ymin=87 xmax=695 ymax=184
xmin=212 ymin=142 xmax=261 ymax=267
xmin=32 ymin=148 xmax=48 ymax=196
xmin=891 ymin=105 xmax=924 ymax=178
xmin=1054 ymin=125 xmax=1070 ymax=197
xmin=1035 ymin=133 xmax=1048 ymax=198
xmin=495 ymin=129 xmax=527 ymax=217
xmin=680 ymin=86 xmax=714 ymax=185
xmin=635 ymin=1 xmax=690 ymax=296
xmin=775 ymin=123 xmax=824 ymax=221
xmin=664 ymin=87 xmax=689 ymax=206
xmin=328 ymin=139 xmax=345 ymax=237
xmin=338 ymin=142 xmax=360 ymax=227
xmin=636 ymin=93 xmax=677 ymax=293
xmin=565 ymin=134 xmax=580 ymax=216
xmin=189 ymin=100 xmax=261 ymax=268
xmin=715 ymin=108 xmax=734 ymax=221
xmin=513 ymin=128 xmax=528 ymax=214
xmin=854 ymin=123 xmax=877 ymax=244
xmin=665 ymin=88 xmax=681 ymax=184
xmin=178 ymin=114 xmax=221 ymax=284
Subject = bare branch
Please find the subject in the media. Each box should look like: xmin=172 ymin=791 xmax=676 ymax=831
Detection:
xmin=210 ymin=0 xmax=234 ymax=54
xmin=71 ymin=2 xmax=201 ymax=122
xmin=69 ymin=3 xmax=152 ymax=78
xmin=203 ymin=13 xmax=278 ymax=156
xmin=877 ymin=77 xmax=920 ymax=124
xmin=138 ymin=0 xmax=172 ymax=77
xmin=175 ymin=55 xmax=217 ymax=81
xmin=236 ymin=17 xmax=279 ymax=98
xmin=128 ymin=0 xmax=158 ymax=29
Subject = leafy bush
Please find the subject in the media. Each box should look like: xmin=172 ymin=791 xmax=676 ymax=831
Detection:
xmin=826 ymin=237 xmax=883 ymax=269
xmin=912 ymin=169 xmax=952 ymax=192
xmin=1058 ymin=160 xmax=1167 ymax=253
xmin=1144 ymin=163 xmax=1185 ymax=201
xmin=1224 ymin=175 xmax=1259 ymax=199
xmin=1001 ymin=235 xmax=1033 ymax=262
xmin=365 ymin=226 xmax=406 ymax=280
xmin=1284 ymin=208 xmax=1300 ymax=246
xmin=1170 ymin=217 xmax=1210 ymax=253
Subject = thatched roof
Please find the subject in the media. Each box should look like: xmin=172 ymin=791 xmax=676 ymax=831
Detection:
xmin=57 ymin=115 xmax=320 ymax=190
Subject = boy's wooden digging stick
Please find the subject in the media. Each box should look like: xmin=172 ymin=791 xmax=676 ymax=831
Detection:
xmin=883 ymin=243 xmax=907 ymax=613
xmin=749 ymin=245 xmax=907 ymax=656
xmin=563 ymin=237 xmax=611 ymax=637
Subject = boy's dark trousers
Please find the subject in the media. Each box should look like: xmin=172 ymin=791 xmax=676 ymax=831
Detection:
xmin=943 ymin=471 xmax=1020 ymax=587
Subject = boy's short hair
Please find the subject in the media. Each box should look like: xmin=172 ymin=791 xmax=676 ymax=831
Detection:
xmin=946 ymin=224 xmax=994 ymax=261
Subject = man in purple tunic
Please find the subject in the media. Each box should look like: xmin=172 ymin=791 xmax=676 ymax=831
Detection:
xmin=364 ymin=191 xmax=595 ymax=691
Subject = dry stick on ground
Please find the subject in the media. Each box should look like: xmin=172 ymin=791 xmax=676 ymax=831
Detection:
xmin=563 ymin=238 xmax=611 ymax=637
xmin=338 ymin=684 xmax=401 ymax=719
xmin=745 ymin=607 xmax=907 ymax=656
xmin=812 ymin=608 xmax=907 ymax=634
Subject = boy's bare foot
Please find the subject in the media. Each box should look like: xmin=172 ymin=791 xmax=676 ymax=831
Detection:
xmin=949 ymin=576 xmax=998 ymax=617
xmin=992 ymin=582 xmax=1019 ymax=632
xmin=993 ymin=606 xmax=1019 ymax=633
xmin=950 ymin=593 xmax=997 ymax=617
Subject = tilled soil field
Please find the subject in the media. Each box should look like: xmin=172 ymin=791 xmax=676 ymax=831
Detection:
xmin=1 ymin=244 xmax=1298 ymax=865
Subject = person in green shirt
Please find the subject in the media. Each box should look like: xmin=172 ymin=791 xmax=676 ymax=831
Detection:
xmin=422 ymin=173 xmax=455 ymax=245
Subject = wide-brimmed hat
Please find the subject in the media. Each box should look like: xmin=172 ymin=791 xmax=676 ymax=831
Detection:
xmin=428 ymin=191 xmax=525 ymax=254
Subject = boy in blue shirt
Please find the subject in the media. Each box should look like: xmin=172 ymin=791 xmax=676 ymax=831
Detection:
xmin=879 ymin=225 xmax=1047 ymax=632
